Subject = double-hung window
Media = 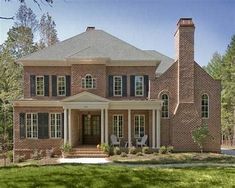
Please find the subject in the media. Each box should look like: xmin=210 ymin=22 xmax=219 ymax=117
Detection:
xmin=36 ymin=76 xmax=44 ymax=96
xmin=135 ymin=76 xmax=144 ymax=96
xmin=57 ymin=76 xmax=66 ymax=96
xmin=201 ymin=94 xmax=209 ymax=118
xmin=134 ymin=115 xmax=145 ymax=138
xmin=113 ymin=76 xmax=122 ymax=96
xmin=113 ymin=115 xmax=123 ymax=138
xmin=50 ymin=113 xmax=62 ymax=138
xmin=26 ymin=113 xmax=38 ymax=138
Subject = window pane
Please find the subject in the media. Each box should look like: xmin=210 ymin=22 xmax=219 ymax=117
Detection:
xmin=58 ymin=76 xmax=66 ymax=96
xmin=36 ymin=76 xmax=44 ymax=96
xmin=135 ymin=76 xmax=143 ymax=96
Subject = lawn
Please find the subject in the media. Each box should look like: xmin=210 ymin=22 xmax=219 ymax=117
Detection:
xmin=0 ymin=164 xmax=235 ymax=187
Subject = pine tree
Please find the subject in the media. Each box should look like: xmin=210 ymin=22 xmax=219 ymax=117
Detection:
xmin=39 ymin=12 xmax=59 ymax=47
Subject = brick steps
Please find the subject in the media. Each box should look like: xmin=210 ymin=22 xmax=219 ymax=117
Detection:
xmin=64 ymin=146 xmax=108 ymax=158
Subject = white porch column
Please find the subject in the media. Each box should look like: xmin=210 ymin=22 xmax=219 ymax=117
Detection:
xmin=152 ymin=109 xmax=156 ymax=148
xmin=64 ymin=108 xmax=67 ymax=145
xmin=105 ymin=108 xmax=108 ymax=144
xmin=156 ymin=109 xmax=161 ymax=148
xmin=128 ymin=109 xmax=131 ymax=148
xmin=68 ymin=108 xmax=72 ymax=145
xmin=101 ymin=109 xmax=104 ymax=144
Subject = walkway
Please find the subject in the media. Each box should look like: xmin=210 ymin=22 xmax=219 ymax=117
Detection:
xmin=221 ymin=148 xmax=235 ymax=156
xmin=58 ymin=158 xmax=111 ymax=164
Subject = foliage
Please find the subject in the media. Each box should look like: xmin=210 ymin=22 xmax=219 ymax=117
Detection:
xmin=46 ymin=148 xmax=55 ymax=158
xmin=31 ymin=150 xmax=43 ymax=160
xmin=205 ymin=36 xmax=235 ymax=145
xmin=7 ymin=150 xmax=13 ymax=162
xmin=14 ymin=154 xmax=26 ymax=163
xmin=166 ymin=146 xmax=174 ymax=153
xmin=129 ymin=146 xmax=137 ymax=154
xmin=60 ymin=143 xmax=72 ymax=153
xmin=159 ymin=146 xmax=167 ymax=154
xmin=120 ymin=152 xmax=127 ymax=157
xmin=113 ymin=147 xmax=121 ymax=155
xmin=192 ymin=123 xmax=210 ymax=153
xmin=39 ymin=12 xmax=59 ymax=47
xmin=136 ymin=152 xmax=143 ymax=156
xmin=142 ymin=146 xmax=151 ymax=154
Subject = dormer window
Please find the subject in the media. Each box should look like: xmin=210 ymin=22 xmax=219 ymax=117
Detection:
xmin=82 ymin=74 xmax=96 ymax=89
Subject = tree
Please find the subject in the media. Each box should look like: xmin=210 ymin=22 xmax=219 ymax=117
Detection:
xmin=39 ymin=13 xmax=59 ymax=47
xmin=205 ymin=35 xmax=235 ymax=145
xmin=192 ymin=123 xmax=210 ymax=153
xmin=15 ymin=3 xmax=39 ymax=33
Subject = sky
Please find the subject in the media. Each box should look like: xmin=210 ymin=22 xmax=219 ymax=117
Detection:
xmin=0 ymin=0 xmax=235 ymax=66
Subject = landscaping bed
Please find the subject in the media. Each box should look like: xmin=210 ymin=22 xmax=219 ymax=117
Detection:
xmin=110 ymin=152 xmax=235 ymax=164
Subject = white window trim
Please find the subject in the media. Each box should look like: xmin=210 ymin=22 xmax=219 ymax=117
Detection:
xmin=82 ymin=74 xmax=96 ymax=89
xmin=201 ymin=93 xmax=209 ymax=119
xmin=36 ymin=76 xmax=44 ymax=96
xmin=49 ymin=113 xmax=62 ymax=139
xmin=161 ymin=94 xmax=169 ymax=119
xmin=113 ymin=76 xmax=122 ymax=97
xmin=57 ymin=76 xmax=66 ymax=96
xmin=134 ymin=114 xmax=145 ymax=138
xmin=113 ymin=114 xmax=123 ymax=138
xmin=135 ymin=76 xmax=144 ymax=96
xmin=26 ymin=113 xmax=38 ymax=139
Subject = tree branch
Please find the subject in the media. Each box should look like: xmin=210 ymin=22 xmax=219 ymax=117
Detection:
xmin=0 ymin=16 xmax=14 ymax=20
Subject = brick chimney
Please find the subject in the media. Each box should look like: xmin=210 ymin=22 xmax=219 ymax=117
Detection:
xmin=86 ymin=26 xmax=95 ymax=31
xmin=175 ymin=18 xmax=195 ymax=103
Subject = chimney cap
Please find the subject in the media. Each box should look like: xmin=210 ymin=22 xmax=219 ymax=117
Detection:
xmin=177 ymin=18 xmax=194 ymax=27
xmin=86 ymin=26 xmax=95 ymax=31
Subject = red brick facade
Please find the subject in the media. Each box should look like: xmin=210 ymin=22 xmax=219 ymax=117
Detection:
xmin=13 ymin=18 xmax=221 ymax=158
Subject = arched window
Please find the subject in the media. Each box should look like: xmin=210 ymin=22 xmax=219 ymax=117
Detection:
xmin=161 ymin=94 xmax=169 ymax=118
xmin=201 ymin=94 xmax=209 ymax=118
xmin=82 ymin=74 xmax=96 ymax=89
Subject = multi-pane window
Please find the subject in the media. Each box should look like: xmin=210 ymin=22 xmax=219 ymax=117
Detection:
xmin=135 ymin=76 xmax=144 ymax=96
xmin=113 ymin=76 xmax=122 ymax=96
xmin=161 ymin=94 xmax=169 ymax=118
xmin=82 ymin=74 xmax=96 ymax=89
xmin=201 ymin=94 xmax=209 ymax=118
xmin=26 ymin=113 xmax=38 ymax=138
xmin=57 ymin=76 xmax=66 ymax=96
xmin=134 ymin=115 xmax=145 ymax=138
xmin=50 ymin=113 xmax=62 ymax=138
xmin=36 ymin=76 xmax=44 ymax=96
xmin=113 ymin=115 xmax=123 ymax=138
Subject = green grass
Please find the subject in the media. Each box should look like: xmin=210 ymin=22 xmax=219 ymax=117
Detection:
xmin=111 ymin=152 xmax=235 ymax=164
xmin=0 ymin=164 xmax=235 ymax=187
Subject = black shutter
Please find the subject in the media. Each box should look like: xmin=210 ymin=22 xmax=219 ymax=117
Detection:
xmin=108 ymin=75 xmax=113 ymax=97
xmin=122 ymin=75 xmax=127 ymax=97
xmin=44 ymin=75 xmax=49 ymax=96
xmin=38 ymin=113 xmax=49 ymax=139
xmin=30 ymin=75 xmax=36 ymax=97
xmin=144 ymin=75 xmax=149 ymax=97
xmin=66 ymin=75 xmax=71 ymax=96
xmin=19 ymin=113 xmax=26 ymax=139
xmin=130 ymin=75 xmax=135 ymax=96
xmin=52 ymin=75 xmax=57 ymax=96
xmin=61 ymin=113 xmax=64 ymax=138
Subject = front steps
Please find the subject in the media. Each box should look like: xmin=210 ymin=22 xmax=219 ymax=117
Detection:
xmin=64 ymin=145 xmax=108 ymax=158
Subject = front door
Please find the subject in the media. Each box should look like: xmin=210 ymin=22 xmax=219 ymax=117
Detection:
xmin=83 ymin=115 xmax=101 ymax=145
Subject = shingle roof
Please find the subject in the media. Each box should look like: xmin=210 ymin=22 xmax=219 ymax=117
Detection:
xmin=144 ymin=50 xmax=174 ymax=75
xmin=20 ymin=30 xmax=157 ymax=61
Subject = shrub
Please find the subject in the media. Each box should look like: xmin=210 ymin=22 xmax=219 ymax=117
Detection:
xmin=129 ymin=146 xmax=137 ymax=154
xmin=100 ymin=144 xmax=113 ymax=156
xmin=60 ymin=143 xmax=72 ymax=153
xmin=46 ymin=148 xmax=55 ymax=158
xmin=120 ymin=152 xmax=127 ymax=157
xmin=136 ymin=152 xmax=143 ymax=156
xmin=7 ymin=151 xmax=13 ymax=162
xmin=159 ymin=146 xmax=167 ymax=154
xmin=15 ymin=155 xmax=26 ymax=163
xmin=114 ymin=147 xmax=121 ymax=155
xmin=142 ymin=147 xmax=151 ymax=154
xmin=166 ymin=146 xmax=174 ymax=153
xmin=31 ymin=149 xmax=43 ymax=160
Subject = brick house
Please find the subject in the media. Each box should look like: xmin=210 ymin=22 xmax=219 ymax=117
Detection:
xmin=13 ymin=18 xmax=221 ymax=158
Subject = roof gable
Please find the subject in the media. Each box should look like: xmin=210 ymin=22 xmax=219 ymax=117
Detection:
xmin=62 ymin=91 xmax=110 ymax=102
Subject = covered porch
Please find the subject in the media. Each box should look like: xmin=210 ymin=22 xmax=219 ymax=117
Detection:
xmin=62 ymin=92 xmax=162 ymax=148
